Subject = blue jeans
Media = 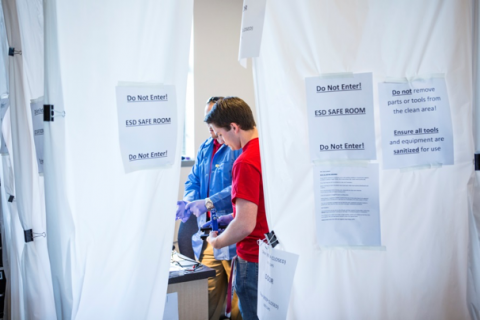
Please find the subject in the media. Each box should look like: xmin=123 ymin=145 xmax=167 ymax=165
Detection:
xmin=235 ymin=256 xmax=259 ymax=320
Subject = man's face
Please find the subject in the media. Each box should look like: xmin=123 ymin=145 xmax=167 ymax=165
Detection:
xmin=210 ymin=124 xmax=241 ymax=150
xmin=205 ymin=102 xmax=218 ymax=139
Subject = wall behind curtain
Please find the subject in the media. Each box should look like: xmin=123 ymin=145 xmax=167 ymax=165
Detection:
xmin=253 ymin=1 xmax=474 ymax=319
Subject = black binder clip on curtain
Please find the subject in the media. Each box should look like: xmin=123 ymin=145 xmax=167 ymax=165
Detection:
xmin=8 ymin=47 xmax=22 ymax=56
xmin=43 ymin=105 xmax=66 ymax=122
xmin=265 ymin=230 xmax=279 ymax=248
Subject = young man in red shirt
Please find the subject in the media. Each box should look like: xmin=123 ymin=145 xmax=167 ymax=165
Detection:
xmin=205 ymin=97 xmax=269 ymax=320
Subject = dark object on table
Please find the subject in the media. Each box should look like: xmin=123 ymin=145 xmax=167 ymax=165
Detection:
xmin=177 ymin=213 xmax=198 ymax=260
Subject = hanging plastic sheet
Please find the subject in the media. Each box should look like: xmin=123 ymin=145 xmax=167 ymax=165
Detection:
xmin=43 ymin=0 xmax=192 ymax=318
xmin=0 ymin=98 xmax=25 ymax=320
xmin=468 ymin=171 xmax=480 ymax=320
xmin=469 ymin=0 xmax=480 ymax=319
xmin=14 ymin=0 xmax=43 ymax=100
xmin=0 ymin=3 xmax=6 ymax=96
xmin=2 ymin=0 xmax=56 ymax=318
xmin=253 ymin=1 xmax=476 ymax=318
xmin=0 ymin=6 xmax=14 ymax=320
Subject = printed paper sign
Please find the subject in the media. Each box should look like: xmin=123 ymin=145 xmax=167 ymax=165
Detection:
xmin=30 ymin=98 xmax=44 ymax=173
xmin=305 ymin=73 xmax=377 ymax=161
xmin=116 ymin=84 xmax=177 ymax=173
xmin=258 ymin=242 xmax=299 ymax=320
xmin=313 ymin=164 xmax=381 ymax=246
xmin=238 ymin=0 xmax=267 ymax=67
xmin=0 ymin=97 xmax=9 ymax=154
xmin=378 ymin=77 xmax=454 ymax=169
xmin=163 ymin=292 xmax=179 ymax=320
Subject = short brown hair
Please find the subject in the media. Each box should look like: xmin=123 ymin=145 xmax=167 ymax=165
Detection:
xmin=206 ymin=96 xmax=224 ymax=104
xmin=204 ymin=97 xmax=256 ymax=131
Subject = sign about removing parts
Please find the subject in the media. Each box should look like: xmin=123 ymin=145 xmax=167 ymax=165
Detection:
xmin=378 ymin=76 xmax=453 ymax=169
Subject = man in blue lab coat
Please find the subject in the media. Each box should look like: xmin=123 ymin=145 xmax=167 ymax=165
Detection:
xmin=176 ymin=96 xmax=242 ymax=320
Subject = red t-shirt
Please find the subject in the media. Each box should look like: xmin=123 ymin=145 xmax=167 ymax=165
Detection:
xmin=231 ymin=138 xmax=269 ymax=263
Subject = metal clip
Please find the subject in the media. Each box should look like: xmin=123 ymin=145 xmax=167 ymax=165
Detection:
xmin=24 ymin=229 xmax=34 ymax=243
xmin=265 ymin=230 xmax=279 ymax=248
xmin=8 ymin=47 xmax=22 ymax=56
xmin=43 ymin=105 xmax=66 ymax=122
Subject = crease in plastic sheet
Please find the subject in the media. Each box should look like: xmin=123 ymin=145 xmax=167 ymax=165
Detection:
xmin=468 ymin=172 xmax=480 ymax=320
xmin=469 ymin=0 xmax=480 ymax=318
xmin=0 ymin=4 xmax=7 ymax=96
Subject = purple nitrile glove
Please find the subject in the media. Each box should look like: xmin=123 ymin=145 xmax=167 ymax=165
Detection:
xmin=217 ymin=214 xmax=234 ymax=227
xmin=202 ymin=214 xmax=234 ymax=230
xmin=176 ymin=201 xmax=192 ymax=223
xmin=201 ymin=223 xmax=225 ymax=235
xmin=185 ymin=200 xmax=208 ymax=218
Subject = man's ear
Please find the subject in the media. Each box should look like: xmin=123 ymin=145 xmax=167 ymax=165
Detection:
xmin=230 ymin=123 xmax=239 ymax=133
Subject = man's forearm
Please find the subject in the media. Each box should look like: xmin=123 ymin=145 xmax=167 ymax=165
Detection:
xmin=212 ymin=217 xmax=252 ymax=249
xmin=209 ymin=198 xmax=258 ymax=249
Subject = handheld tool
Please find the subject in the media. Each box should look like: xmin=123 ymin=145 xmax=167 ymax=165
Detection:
xmin=200 ymin=209 xmax=218 ymax=240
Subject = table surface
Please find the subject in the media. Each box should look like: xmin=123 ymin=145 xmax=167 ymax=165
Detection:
xmin=168 ymin=252 xmax=216 ymax=285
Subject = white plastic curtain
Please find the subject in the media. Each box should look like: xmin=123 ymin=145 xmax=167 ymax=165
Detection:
xmin=43 ymin=0 xmax=192 ymax=319
xmin=0 ymin=7 xmax=16 ymax=318
xmin=1 ymin=0 xmax=56 ymax=319
xmin=0 ymin=3 xmax=7 ymax=95
xmin=476 ymin=0 xmax=480 ymax=154
xmin=253 ymin=1 xmax=477 ymax=319
xmin=470 ymin=1 xmax=480 ymax=319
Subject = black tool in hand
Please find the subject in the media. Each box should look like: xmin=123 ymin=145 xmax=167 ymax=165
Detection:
xmin=200 ymin=210 xmax=219 ymax=240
